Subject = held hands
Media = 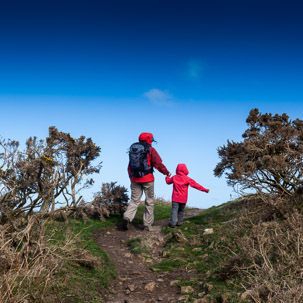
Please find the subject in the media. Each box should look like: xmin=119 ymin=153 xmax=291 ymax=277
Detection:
xmin=167 ymin=172 xmax=171 ymax=177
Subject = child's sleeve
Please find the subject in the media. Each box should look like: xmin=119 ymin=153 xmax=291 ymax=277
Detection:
xmin=188 ymin=178 xmax=209 ymax=193
xmin=165 ymin=175 xmax=173 ymax=184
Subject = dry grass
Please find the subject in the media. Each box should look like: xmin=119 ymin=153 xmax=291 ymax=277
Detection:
xmin=0 ymin=215 xmax=104 ymax=303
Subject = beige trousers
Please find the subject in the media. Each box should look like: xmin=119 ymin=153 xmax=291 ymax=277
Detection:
xmin=123 ymin=181 xmax=154 ymax=227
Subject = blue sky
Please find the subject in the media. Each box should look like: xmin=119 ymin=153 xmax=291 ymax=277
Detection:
xmin=0 ymin=0 xmax=303 ymax=208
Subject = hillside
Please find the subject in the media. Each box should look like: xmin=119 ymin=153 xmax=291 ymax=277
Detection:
xmin=1 ymin=195 xmax=302 ymax=303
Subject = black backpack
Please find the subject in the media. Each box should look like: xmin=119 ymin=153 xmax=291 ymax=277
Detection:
xmin=129 ymin=142 xmax=153 ymax=177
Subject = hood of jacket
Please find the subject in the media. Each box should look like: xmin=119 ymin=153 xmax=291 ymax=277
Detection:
xmin=176 ymin=163 xmax=189 ymax=176
xmin=139 ymin=132 xmax=153 ymax=145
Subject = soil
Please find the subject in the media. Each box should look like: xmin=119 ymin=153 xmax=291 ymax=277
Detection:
xmin=94 ymin=208 xmax=205 ymax=303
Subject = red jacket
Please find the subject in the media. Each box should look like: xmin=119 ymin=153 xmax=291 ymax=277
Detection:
xmin=128 ymin=132 xmax=170 ymax=183
xmin=165 ymin=163 xmax=209 ymax=203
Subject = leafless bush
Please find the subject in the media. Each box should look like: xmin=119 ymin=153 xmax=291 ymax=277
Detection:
xmin=71 ymin=182 xmax=129 ymax=221
xmin=0 ymin=127 xmax=101 ymax=225
xmin=215 ymin=108 xmax=303 ymax=197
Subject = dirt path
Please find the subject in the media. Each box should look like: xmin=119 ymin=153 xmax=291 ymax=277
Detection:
xmin=94 ymin=208 xmax=204 ymax=303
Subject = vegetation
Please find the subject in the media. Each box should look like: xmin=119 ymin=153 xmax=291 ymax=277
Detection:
xmin=0 ymin=127 xmax=128 ymax=302
xmin=2 ymin=108 xmax=303 ymax=302
xmin=214 ymin=108 xmax=303 ymax=196
xmin=213 ymin=109 xmax=303 ymax=302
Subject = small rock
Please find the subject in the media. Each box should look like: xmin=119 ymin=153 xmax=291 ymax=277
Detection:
xmin=172 ymin=231 xmax=187 ymax=243
xmin=198 ymin=292 xmax=205 ymax=297
xmin=176 ymin=247 xmax=185 ymax=251
xmin=181 ymin=286 xmax=194 ymax=294
xmin=157 ymin=297 xmax=163 ymax=301
xmin=145 ymin=258 xmax=153 ymax=263
xmin=127 ymin=284 xmax=135 ymax=292
xmin=192 ymin=247 xmax=202 ymax=252
xmin=157 ymin=278 xmax=164 ymax=282
xmin=125 ymin=289 xmax=131 ymax=295
xmin=178 ymin=295 xmax=189 ymax=302
xmin=203 ymin=228 xmax=214 ymax=235
xmin=170 ymin=280 xmax=180 ymax=286
xmin=145 ymin=281 xmax=156 ymax=292
xmin=124 ymin=253 xmax=132 ymax=258
xmin=106 ymin=231 xmax=111 ymax=234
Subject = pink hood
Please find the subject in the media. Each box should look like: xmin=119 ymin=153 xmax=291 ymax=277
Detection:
xmin=176 ymin=163 xmax=189 ymax=176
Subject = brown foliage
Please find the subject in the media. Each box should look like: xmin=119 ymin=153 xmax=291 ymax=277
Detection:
xmin=214 ymin=108 xmax=303 ymax=196
xmin=71 ymin=182 xmax=129 ymax=221
xmin=0 ymin=127 xmax=101 ymax=224
xmin=217 ymin=195 xmax=303 ymax=303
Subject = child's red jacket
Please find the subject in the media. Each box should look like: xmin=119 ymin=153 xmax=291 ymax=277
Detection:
xmin=165 ymin=163 xmax=209 ymax=203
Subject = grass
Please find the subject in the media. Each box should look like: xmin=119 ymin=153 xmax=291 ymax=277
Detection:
xmin=43 ymin=215 xmax=121 ymax=302
xmin=41 ymin=199 xmax=173 ymax=302
xmin=8 ymin=198 xmax=247 ymax=302
xmin=127 ymin=238 xmax=149 ymax=255
xmin=151 ymin=201 xmax=247 ymax=302
xmin=132 ymin=197 xmax=172 ymax=224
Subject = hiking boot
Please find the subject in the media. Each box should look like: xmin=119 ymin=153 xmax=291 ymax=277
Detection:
xmin=168 ymin=223 xmax=176 ymax=228
xmin=122 ymin=218 xmax=130 ymax=230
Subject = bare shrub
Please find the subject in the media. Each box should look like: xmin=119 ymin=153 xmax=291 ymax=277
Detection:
xmin=214 ymin=109 xmax=303 ymax=302
xmin=71 ymin=182 xmax=129 ymax=221
xmin=0 ymin=127 xmax=101 ymax=225
xmin=214 ymin=108 xmax=303 ymax=197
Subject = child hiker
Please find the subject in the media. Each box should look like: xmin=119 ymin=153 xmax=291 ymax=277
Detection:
xmin=165 ymin=163 xmax=209 ymax=227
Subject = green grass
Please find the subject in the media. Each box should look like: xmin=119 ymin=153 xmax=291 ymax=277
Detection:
xmin=127 ymin=238 xmax=149 ymax=255
xmin=44 ymin=216 xmax=120 ymax=302
xmin=42 ymin=199 xmax=246 ymax=302
xmin=132 ymin=198 xmax=173 ymax=224
xmin=152 ymin=201 xmax=248 ymax=302
xmin=151 ymin=259 xmax=187 ymax=272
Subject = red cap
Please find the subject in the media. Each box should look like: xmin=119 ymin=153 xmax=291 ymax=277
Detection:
xmin=139 ymin=132 xmax=153 ymax=144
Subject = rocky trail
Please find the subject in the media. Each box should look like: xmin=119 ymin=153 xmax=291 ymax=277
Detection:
xmin=94 ymin=209 xmax=205 ymax=303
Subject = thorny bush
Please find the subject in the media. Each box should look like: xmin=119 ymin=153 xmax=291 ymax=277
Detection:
xmin=214 ymin=108 xmax=303 ymax=197
xmin=70 ymin=182 xmax=129 ymax=221
xmin=214 ymin=109 xmax=303 ymax=302
xmin=0 ymin=126 xmax=101 ymax=225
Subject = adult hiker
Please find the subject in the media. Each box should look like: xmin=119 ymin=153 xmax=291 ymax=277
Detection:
xmin=123 ymin=132 xmax=171 ymax=231
xmin=165 ymin=163 xmax=209 ymax=227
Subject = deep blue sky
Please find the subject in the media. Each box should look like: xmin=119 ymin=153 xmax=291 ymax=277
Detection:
xmin=0 ymin=0 xmax=303 ymax=208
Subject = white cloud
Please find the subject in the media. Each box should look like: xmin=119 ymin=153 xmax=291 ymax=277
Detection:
xmin=143 ymin=88 xmax=174 ymax=106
